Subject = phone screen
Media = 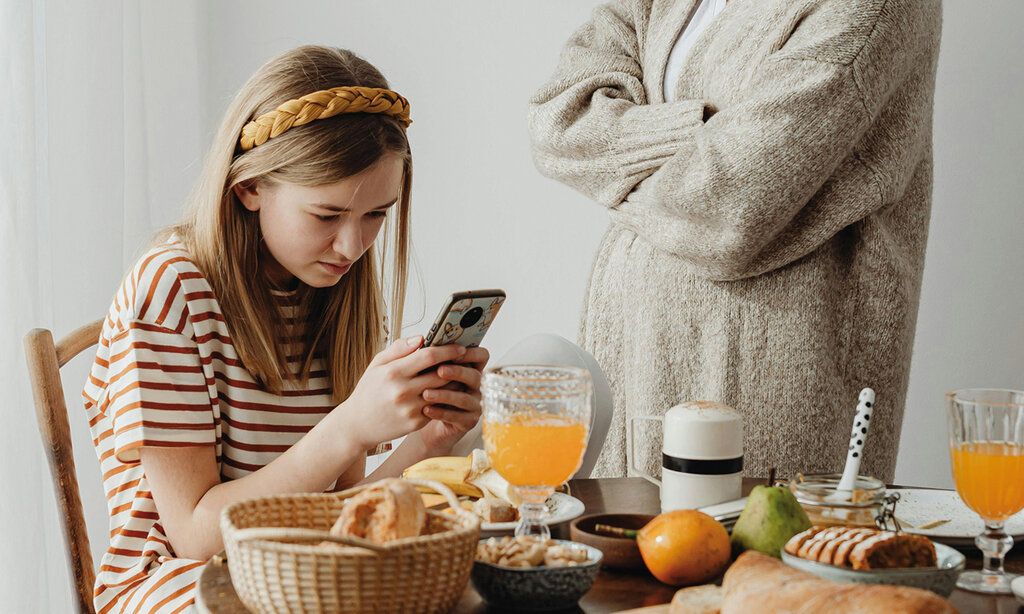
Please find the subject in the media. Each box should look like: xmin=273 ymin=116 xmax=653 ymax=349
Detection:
xmin=422 ymin=290 xmax=506 ymax=348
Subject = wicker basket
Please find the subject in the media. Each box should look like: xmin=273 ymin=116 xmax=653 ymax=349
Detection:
xmin=221 ymin=479 xmax=480 ymax=614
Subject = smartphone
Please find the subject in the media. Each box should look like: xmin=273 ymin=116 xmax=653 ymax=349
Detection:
xmin=422 ymin=289 xmax=506 ymax=348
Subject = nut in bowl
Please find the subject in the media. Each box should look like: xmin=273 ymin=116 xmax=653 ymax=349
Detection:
xmin=471 ymin=537 xmax=602 ymax=611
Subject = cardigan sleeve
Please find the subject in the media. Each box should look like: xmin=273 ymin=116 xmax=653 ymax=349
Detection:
xmin=528 ymin=0 xmax=709 ymax=208
xmin=530 ymin=0 xmax=941 ymax=281
xmin=615 ymin=54 xmax=877 ymax=281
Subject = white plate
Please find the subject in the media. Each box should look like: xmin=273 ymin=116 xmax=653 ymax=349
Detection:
xmin=1010 ymin=575 xmax=1024 ymax=605
xmin=481 ymin=492 xmax=586 ymax=533
xmin=782 ymin=541 xmax=964 ymax=597
xmin=889 ymin=488 xmax=1024 ymax=545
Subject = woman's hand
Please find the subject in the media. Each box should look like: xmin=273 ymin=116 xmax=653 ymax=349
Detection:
xmin=341 ymin=336 xmax=469 ymax=450
xmin=417 ymin=346 xmax=490 ymax=455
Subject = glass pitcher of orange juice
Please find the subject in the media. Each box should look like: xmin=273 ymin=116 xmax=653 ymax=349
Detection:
xmin=482 ymin=366 xmax=592 ymax=539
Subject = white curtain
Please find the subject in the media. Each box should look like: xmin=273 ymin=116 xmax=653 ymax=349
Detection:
xmin=0 ymin=0 xmax=205 ymax=608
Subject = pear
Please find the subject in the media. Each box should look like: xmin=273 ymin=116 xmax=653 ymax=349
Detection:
xmin=729 ymin=485 xmax=811 ymax=558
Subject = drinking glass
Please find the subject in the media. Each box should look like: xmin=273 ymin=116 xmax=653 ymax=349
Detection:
xmin=947 ymin=388 xmax=1024 ymax=594
xmin=481 ymin=365 xmax=592 ymax=540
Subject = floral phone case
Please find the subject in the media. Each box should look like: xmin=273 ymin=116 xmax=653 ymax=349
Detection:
xmin=423 ymin=289 xmax=506 ymax=348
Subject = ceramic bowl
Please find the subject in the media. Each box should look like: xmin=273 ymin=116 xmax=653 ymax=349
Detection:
xmin=470 ymin=540 xmax=602 ymax=611
xmin=569 ymin=513 xmax=654 ymax=571
xmin=781 ymin=541 xmax=965 ymax=597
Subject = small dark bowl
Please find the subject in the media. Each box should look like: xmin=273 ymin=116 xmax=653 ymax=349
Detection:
xmin=569 ymin=513 xmax=655 ymax=571
xmin=471 ymin=540 xmax=602 ymax=611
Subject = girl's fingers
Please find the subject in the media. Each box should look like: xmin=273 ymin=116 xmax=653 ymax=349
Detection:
xmin=423 ymin=406 xmax=480 ymax=429
xmin=453 ymin=347 xmax=490 ymax=371
xmin=422 ymin=388 xmax=480 ymax=412
xmin=407 ymin=414 xmax=431 ymax=432
xmin=408 ymin=370 xmax=449 ymax=391
xmin=372 ymin=336 xmax=422 ymax=366
xmin=397 ymin=344 xmax=467 ymax=376
xmin=436 ymin=364 xmax=482 ymax=390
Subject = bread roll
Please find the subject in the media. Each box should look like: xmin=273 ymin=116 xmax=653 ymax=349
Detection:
xmin=669 ymin=584 xmax=723 ymax=614
xmin=721 ymin=551 xmax=958 ymax=614
xmin=473 ymin=497 xmax=517 ymax=523
xmin=849 ymin=532 xmax=936 ymax=570
xmin=330 ymin=478 xmax=425 ymax=544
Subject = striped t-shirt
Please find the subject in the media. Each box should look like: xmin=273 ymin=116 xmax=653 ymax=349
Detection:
xmin=82 ymin=239 xmax=336 ymax=613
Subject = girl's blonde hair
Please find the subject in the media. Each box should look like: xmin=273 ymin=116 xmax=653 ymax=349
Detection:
xmin=171 ymin=45 xmax=410 ymax=403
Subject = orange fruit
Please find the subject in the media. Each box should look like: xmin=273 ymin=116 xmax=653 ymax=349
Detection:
xmin=636 ymin=510 xmax=731 ymax=586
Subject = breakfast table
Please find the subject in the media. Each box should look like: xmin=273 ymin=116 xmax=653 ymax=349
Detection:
xmin=196 ymin=477 xmax=1024 ymax=613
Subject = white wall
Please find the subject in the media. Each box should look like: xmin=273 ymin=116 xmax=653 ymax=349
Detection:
xmin=3 ymin=0 xmax=1023 ymax=609
xmin=895 ymin=0 xmax=1024 ymax=487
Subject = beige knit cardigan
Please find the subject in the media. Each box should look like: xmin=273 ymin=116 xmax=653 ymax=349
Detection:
xmin=528 ymin=0 xmax=942 ymax=481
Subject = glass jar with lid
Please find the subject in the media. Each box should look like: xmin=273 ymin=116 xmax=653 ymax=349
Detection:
xmin=788 ymin=473 xmax=897 ymax=529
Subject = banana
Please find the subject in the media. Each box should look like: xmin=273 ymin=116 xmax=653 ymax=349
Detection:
xmin=469 ymin=448 xmax=490 ymax=480
xmin=402 ymin=455 xmax=484 ymax=498
xmin=466 ymin=448 xmax=520 ymax=506
xmin=469 ymin=468 xmax=521 ymax=507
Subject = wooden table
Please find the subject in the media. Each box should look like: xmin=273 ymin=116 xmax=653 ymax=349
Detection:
xmin=197 ymin=478 xmax=1024 ymax=613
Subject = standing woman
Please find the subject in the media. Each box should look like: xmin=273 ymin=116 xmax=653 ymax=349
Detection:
xmin=528 ymin=0 xmax=942 ymax=481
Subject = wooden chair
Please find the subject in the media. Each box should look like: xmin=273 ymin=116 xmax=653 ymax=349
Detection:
xmin=25 ymin=320 xmax=104 ymax=614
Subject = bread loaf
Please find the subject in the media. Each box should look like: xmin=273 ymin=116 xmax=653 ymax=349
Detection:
xmin=330 ymin=478 xmax=425 ymax=544
xmin=721 ymin=551 xmax=958 ymax=614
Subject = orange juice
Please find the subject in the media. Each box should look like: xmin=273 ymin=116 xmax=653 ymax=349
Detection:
xmin=484 ymin=415 xmax=587 ymax=486
xmin=950 ymin=442 xmax=1024 ymax=521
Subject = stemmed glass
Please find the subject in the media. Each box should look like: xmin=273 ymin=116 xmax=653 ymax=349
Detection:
xmin=947 ymin=388 xmax=1024 ymax=594
xmin=481 ymin=365 xmax=592 ymax=540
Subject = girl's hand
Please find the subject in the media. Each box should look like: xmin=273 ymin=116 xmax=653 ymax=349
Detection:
xmin=342 ymin=336 xmax=468 ymax=449
xmin=418 ymin=346 xmax=490 ymax=454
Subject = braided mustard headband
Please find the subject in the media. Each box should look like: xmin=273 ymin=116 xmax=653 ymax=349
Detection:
xmin=239 ymin=86 xmax=411 ymax=151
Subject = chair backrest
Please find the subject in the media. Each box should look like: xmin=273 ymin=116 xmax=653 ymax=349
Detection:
xmin=25 ymin=320 xmax=104 ymax=614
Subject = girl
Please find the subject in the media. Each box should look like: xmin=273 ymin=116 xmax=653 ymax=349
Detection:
xmin=82 ymin=45 xmax=486 ymax=613
xmin=528 ymin=0 xmax=941 ymax=481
